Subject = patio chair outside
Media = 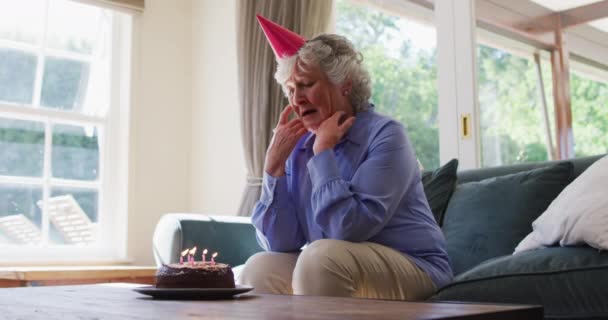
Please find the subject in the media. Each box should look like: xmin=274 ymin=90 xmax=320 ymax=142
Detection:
xmin=0 ymin=214 xmax=42 ymax=245
xmin=37 ymin=195 xmax=96 ymax=245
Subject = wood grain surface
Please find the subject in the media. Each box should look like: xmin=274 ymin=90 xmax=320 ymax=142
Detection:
xmin=0 ymin=283 xmax=543 ymax=320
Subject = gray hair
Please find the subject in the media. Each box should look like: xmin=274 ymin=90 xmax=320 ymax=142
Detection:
xmin=275 ymin=34 xmax=372 ymax=112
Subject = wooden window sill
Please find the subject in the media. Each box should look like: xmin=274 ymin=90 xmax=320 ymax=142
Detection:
xmin=0 ymin=266 xmax=156 ymax=288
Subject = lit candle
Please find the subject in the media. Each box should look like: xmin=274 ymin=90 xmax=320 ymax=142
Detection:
xmin=189 ymin=246 xmax=197 ymax=266
xmin=211 ymin=252 xmax=218 ymax=265
xmin=180 ymin=249 xmax=189 ymax=264
xmin=202 ymin=248 xmax=208 ymax=263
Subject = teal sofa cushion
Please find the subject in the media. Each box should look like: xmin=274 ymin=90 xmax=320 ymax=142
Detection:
xmin=434 ymin=247 xmax=608 ymax=319
xmin=181 ymin=219 xmax=262 ymax=266
xmin=442 ymin=162 xmax=573 ymax=275
xmin=421 ymin=159 xmax=459 ymax=226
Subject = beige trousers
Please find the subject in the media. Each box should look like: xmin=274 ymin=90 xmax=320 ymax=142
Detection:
xmin=238 ymin=239 xmax=436 ymax=300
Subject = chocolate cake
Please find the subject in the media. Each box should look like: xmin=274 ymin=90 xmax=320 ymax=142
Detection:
xmin=155 ymin=262 xmax=235 ymax=288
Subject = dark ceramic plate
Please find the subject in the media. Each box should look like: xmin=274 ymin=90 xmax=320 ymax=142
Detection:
xmin=133 ymin=285 xmax=254 ymax=300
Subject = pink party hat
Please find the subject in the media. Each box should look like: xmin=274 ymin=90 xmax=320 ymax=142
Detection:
xmin=256 ymin=14 xmax=306 ymax=59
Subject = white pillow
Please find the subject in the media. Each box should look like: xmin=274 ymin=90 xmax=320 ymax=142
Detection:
xmin=514 ymin=155 xmax=608 ymax=254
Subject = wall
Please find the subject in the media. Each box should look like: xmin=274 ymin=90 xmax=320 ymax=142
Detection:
xmin=128 ymin=0 xmax=244 ymax=265
xmin=128 ymin=0 xmax=193 ymax=265
xmin=190 ymin=0 xmax=246 ymax=215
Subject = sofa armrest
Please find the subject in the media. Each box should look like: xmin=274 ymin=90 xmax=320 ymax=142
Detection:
xmin=152 ymin=213 xmax=262 ymax=267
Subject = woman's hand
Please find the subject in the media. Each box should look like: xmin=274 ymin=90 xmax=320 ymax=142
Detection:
xmin=264 ymin=105 xmax=308 ymax=177
xmin=313 ymin=111 xmax=356 ymax=155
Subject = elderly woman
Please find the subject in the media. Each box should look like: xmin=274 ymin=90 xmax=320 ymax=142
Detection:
xmin=239 ymin=15 xmax=452 ymax=300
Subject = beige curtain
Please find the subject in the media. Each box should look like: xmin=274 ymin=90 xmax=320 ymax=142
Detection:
xmin=236 ymin=0 xmax=333 ymax=216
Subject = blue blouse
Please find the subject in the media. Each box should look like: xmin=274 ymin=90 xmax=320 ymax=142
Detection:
xmin=251 ymin=107 xmax=453 ymax=288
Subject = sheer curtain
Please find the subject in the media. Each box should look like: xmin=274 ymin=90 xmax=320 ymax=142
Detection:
xmin=236 ymin=0 xmax=333 ymax=216
xmin=71 ymin=0 xmax=144 ymax=13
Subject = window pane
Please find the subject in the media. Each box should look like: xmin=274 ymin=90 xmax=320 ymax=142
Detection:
xmin=0 ymin=184 xmax=42 ymax=245
xmin=51 ymin=188 xmax=98 ymax=221
xmin=49 ymin=188 xmax=98 ymax=245
xmin=335 ymin=0 xmax=439 ymax=169
xmin=46 ymin=0 xmax=109 ymax=55
xmin=0 ymin=0 xmax=45 ymax=45
xmin=41 ymin=57 xmax=90 ymax=110
xmin=52 ymin=124 xmax=99 ymax=180
xmin=44 ymin=0 xmax=112 ymax=117
xmin=0 ymin=48 xmax=37 ymax=105
xmin=571 ymin=72 xmax=608 ymax=157
xmin=0 ymin=118 xmax=45 ymax=177
xmin=478 ymin=44 xmax=552 ymax=167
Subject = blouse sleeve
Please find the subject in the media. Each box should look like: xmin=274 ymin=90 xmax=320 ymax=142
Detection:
xmin=251 ymin=171 xmax=306 ymax=252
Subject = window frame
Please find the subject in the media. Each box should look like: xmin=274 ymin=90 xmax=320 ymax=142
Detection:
xmin=474 ymin=27 xmax=608 ymax=166
xmin=337 ymin=0 xmax=607 ymax=170
xmin=0 ymin=1 xmax=131 ymax=264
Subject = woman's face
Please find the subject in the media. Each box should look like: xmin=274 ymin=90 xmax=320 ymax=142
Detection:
xmin=285 ymin=61 xmax=352 ymax=133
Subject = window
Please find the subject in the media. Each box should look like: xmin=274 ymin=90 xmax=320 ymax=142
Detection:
xmin=0 ymin=0 xmax=131 ymax=262
xmin=570 ymin=69 xmax=608 ymax=157
xmin=477 ymin=40 xmax=608 ymax=167
xmin=477 ymin=42 xmax=555 ymax=167
xmin=335 ymin=0 xmax=439 ymax=169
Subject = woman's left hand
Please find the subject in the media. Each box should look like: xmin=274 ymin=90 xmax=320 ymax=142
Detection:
xmin=313 ymin=111 xmax=356 ymax=154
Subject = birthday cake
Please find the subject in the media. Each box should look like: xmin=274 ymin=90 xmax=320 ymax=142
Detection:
xmin=155 ymin=262 xmax=236 ymax=289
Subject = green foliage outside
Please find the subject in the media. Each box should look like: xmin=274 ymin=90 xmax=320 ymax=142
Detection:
xmin=336 ymin=0 xmax=607 ymax=169
xmin=0 ymin=119 xmax=45 ymax=177
xmin=571 ymin=72 xmax=608 ymax=156
xmin=52 ymin=124 xmax=99 ymax=181
xmin=477 ymin=45 xmax=553 ymax=166
xmin=477 ymin=45 xmax=608 ymax=165
xmin=336 ymin=0 xmax=439 ymax=169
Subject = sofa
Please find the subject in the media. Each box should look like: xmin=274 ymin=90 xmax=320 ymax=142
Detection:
xmin=153 ymin=154 xmax=608 ymax=320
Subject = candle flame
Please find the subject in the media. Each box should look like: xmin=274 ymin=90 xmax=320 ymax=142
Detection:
xmin=203 ymin=248 xmax=208 ymax=255
xmin=212 ymin=252 xmax=218 ymax=258
xmin=181 ymin=249 xmax=189 ymax=257
xmin=189 ymin=246 xmax=197 ymax=255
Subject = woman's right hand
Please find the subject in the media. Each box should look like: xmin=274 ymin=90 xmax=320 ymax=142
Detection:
xmin=264 ymin=105 xmax=307 ymax=177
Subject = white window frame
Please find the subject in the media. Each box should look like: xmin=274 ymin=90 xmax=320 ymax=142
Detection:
xmin=340 ymin=0 xmax=608 ymax=170
xmin=435 ymin=0 xmax=480 ymax=170
xmin=336 ymin=0 xmax=481 ymax=169
xmin=570 ymin=58 xmax=608 ymax=84
xmin=334 ymin=0 xmax=446 ymax=170
xmin=0 ymin=1 xmax=131 ymax=264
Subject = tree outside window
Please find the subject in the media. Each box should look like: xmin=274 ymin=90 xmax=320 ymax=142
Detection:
xmin=571 ymin=72 xmax=608 ymax=157
xmin=335 ymin=0 xmax=439 ymax=170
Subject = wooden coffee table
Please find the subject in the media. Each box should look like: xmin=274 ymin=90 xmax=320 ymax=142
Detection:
xmin=0 ymin=283 xmax=542 ymax=319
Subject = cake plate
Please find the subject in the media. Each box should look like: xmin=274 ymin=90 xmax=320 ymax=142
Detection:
xmin=133 ymin=285 xmax=254 ymax=300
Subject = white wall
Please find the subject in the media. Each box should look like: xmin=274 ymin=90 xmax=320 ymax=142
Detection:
xmin=190 ymin=0 xmax=246 ymax=215
xmin=128 ymin=0 xmax=245 ymax=265
xmin=128 ymin=0 xmax=194 ymax=265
